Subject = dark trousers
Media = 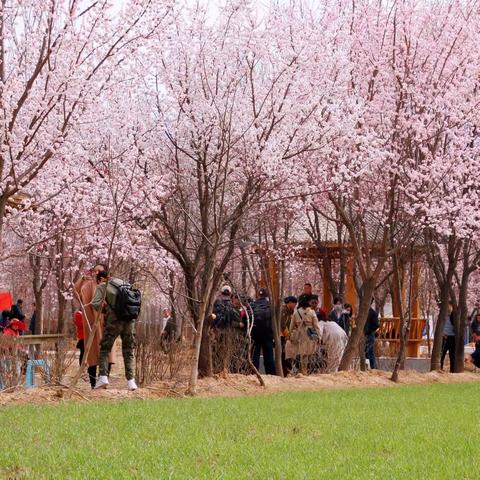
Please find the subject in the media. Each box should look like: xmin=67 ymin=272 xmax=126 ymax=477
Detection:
xmin=252 ymin=337 xmax=275 ymax=375
xmin=87 ymin=365 xmax=97 ymax=389
xmin=76 ymin=339 xmax=85 ymax=366
xmin=441 ymin=335 xmax=456 ymax=372
xmin=365 ymin=333 xmax=376 ymax=369
xmin=87 ymin=363 xmax=114 ymax=388
xmin=280 ymin=337 xmax=291 ymax=376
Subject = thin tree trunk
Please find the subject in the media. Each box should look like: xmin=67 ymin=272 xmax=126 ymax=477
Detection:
xmin=454 ymin=270 xmax=469 ymax=373
xmin=339 ymin=279 xmax=376 ymax=371
xmin=391 ymin=247 xmax=413 ymax=382
xmin=271 ymin=296 xmax=284 ymax=377
xmin=187 ymin=272 xmax=215 ymax=395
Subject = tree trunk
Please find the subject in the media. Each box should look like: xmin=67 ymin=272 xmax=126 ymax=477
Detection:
xmin=34 ymin=291 xmax=44 ymax=335
xmin=270 ymin=296 xmax=284 ymax=377
xmin=30 ymin=254 xmax=46 ymax=335
xmin=198 ymin=314 xmax=213 ymax=377
xmin=339 ymin=278 xmax=375 ymax=371
xmin=188 ymin=272 xmax=215 ymax=395
xmin=391 ymin=248 xmax=413 ymax=382
xmin=454 ymin=270 xmax=469 ymax=373
xmin=57 ymin=291 xmax=66 ymax=334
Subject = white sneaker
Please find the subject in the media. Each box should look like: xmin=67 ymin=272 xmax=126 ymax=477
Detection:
xmin=127 ymin=379 xmax=138 ymax=391
xmin=94 ymin=375 xmax=109 ymax=389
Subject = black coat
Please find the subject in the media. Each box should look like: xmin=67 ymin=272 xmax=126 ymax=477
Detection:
xmin=11 ymin=304 xmax=25 ymax=321
xmin=364 ymin=307 xmax=380 ymax=335
xmin=250 ymin=298 xmax=273 ymax=341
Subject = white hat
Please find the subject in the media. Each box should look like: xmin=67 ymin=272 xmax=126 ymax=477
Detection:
xmin=221 ymin=285 xmax=232 ymax=294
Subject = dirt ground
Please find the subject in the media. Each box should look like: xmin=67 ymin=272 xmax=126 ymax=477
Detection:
xmin=1 ymin=368 xmax=479 ymax=407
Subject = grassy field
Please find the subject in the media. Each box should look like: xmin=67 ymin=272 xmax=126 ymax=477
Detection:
xmin=0 ymin=382 xmax=478 ymax=479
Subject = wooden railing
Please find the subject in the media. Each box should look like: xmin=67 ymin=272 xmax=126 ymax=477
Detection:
xmin=377 ymin=318 xmax=426 ymax=358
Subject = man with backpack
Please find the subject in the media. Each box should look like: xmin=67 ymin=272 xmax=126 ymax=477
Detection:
xmin=91 ymin=269 xmax=141 ymax=391
xmin=211 ymin=285 xmax=242 ymax=373
xmin=251 ymin=288 xmax=276 ymax=375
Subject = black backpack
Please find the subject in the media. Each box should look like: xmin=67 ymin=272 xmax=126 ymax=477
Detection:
xmin=251 ymin=299 xmax=272 ymax=334
xmin=110 ymin=280 xmax=142 ymax=321
xmin=213 ymin=298 xmax=233 ymax=329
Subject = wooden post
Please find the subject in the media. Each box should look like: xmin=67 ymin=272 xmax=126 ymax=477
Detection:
xmin=268 ymin=255 xmax=280 ymax=301
xmin=411 ymin=259 xmax=420 ymax=319
xmin=345 ymin=256 xmax=357 ymax=311
xmin=391 ymin=264 xmax=403 ymax=319
xmin=322 ymin=259 xmax=332 ymax=311
xmin=407 ymin=258 xmax=421 ymax=357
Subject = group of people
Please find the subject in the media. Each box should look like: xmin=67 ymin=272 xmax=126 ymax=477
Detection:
xmin=0 ymin=264 xmax=140 ymax=392
xmin=211 ymin=282 xmax=380 ymax=376
xmin=0 ymin=299 xmax=35 ymax=337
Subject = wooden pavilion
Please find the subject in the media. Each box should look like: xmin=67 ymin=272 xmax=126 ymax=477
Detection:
xmin=258 ymin=233 xmax=426 ymax=358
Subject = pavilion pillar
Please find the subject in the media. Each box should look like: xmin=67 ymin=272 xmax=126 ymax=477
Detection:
xmin=345 ymin=256 xmax=357 ymax=312
xmin=391 ymin=265 xmax=403 ymax=319
xmin=411 ymin=259 xmax=420 ymax=319
xmin=259 ymin=252 xmax=279 ymax=300
xmin=322 ymin=259 xmax=332 ymax=311
xmin=268 ymin=255 xmax=280 ymax=301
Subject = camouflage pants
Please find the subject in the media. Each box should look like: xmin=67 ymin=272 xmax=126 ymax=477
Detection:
xmin=99 ymin=318 xmax=136 ymax=380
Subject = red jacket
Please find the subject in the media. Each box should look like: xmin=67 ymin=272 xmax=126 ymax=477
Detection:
xmin=3 ymin=326 xmax=19 ymax=337
xmin=74 ymin=311 xmax=84 ymax=340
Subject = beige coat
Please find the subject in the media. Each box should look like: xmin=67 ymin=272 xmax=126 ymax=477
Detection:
xmin=286 ymin=307 xmax=322 ymax=359
xmin=320 ymin=320 xmax=348 ymax=373
xmin=74 ymin=277 xmax=111 ymax=367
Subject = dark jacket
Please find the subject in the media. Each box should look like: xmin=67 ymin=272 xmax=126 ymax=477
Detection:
xmin=29 ymin=313 xmax=36 ymax=334
xmin=0 ymin=310 xmax=10 ymax=328
xmin=364 ymin=307 xmax=380 ymax=335
xmin=11 ymin=304 xmax=25 ymax=321
xmin=328 ymin=309 xmax=349 ymax=335
xmin=251 ymin=298 xmax=273 ymax=341
xmin=213 ymin=295 xmax=240 ymax=329
xmin=472 ymin=341 xmax=480 ymax=368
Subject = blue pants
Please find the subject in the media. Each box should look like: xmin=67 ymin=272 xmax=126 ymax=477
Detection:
xmin=365 ymin=333 xmax=376 ymax=369
xmin=252 ymin=337 xmax=275 ymax=375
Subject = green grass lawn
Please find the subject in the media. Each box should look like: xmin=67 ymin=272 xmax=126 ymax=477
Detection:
xmin=0 ymin=382 xmax=478 ymax=479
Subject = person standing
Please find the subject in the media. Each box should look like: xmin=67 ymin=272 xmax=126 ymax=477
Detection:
xmin=328 ymin=297 xmax=349 ymax=334
xmin=10 ymin=299 xmax=25 ymax=321
xmin=92 ymin=269 xmax=139 ymax=391
xmin=29 ymin=303 xmax=37 ymax=335
xmin=441 ymin=302 xmax=456 ymax=373
xmin=287 ymin=294 xmax=321 ymax=374
xmin=470 ymin=328 xmax=480 ymax=368
xmin=0 ymin=310 xmax=10 ymax=331
xmin=364 ymin=301 xmax=380 ymax=369
xmin=161 ymin=308 xmax=177 ymax=353
xmin=73 ymin=263 xmax=112 ymax=389
xmin=10 ymin=300 xmax=25 ymax=336
xmin=280 ymin=296 xmax=297 ymax=376
xmin=212 ymin=286 xmax=236 ymax=329
xmin=301 ymin=283 xmax=313 ymax=298
xmin=344 ymin=303 xmax=354 ymax=334
xmin=251 ymin=288 xmax=276 ymax=375
xmin=211 ymin=286 xmax=240 ymax=373
xmin=309 ymin=294 xmax=327 ymax=322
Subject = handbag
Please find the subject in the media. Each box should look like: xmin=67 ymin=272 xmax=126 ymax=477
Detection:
xmin=290 ymin=309 xmax=318 ymax=344
xmin=307 ymin=326 xmax=319 ymax=341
